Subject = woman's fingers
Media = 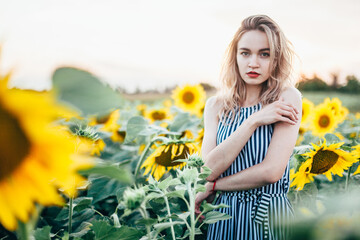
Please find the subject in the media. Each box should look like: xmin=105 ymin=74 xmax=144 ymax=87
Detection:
xmin=278 ymin=109 xmax=298 ymax=124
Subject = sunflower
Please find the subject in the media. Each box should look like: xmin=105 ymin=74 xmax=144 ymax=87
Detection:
xmin=301 ymin=98 xmax=314 ymax=125
xmin=351 ymin=145 xmax=360 ymax=175
xmin=0 ymin=72 xmax=93 ymax=230
xmin=324 ymin=97 xmax=342 ymax=116
xmin=163 ymin=99 xmax=172 ymax=108
xmin=171 ymin=84 xmax=206 ymax=115
xmin=97 ymin=109 xmax=126 ymax=142
xmin=290 ymin=139 xmax=357 ymax=190
xmin=196 ymin=128 xmax=204 ymax=149
xmin=309 ymin=103 xmax=339 ymax=136
xmin=141 ymin=141 xmax=199 ymax=180
xmin=296 ymin=126 xmax=307 ymax=146
xmin=144 ymin=108 xmax=173 ymax=124
xmin=136 ymin=104 xmax=147 ymax=116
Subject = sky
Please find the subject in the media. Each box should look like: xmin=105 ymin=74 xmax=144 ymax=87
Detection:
xmin=0 ymin=0 xmax=359 ymax=92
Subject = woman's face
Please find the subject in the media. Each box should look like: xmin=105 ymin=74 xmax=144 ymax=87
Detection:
xmin=236 ymin=30 xmax=271 ymax=87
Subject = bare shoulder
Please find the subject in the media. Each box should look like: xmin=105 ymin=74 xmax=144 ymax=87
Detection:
xmin=205 ymin=95 xmax=223 ymax=112
xmin=280 ymin=87 xmax=302 ymax=105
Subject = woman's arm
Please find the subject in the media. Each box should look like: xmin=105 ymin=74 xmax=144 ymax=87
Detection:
xmin=210 ymin=87 xmax=302 ymax=191
xmin=202 ymin=90 xmax=300 ymax=182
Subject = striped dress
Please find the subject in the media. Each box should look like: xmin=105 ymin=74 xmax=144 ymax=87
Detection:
xmin=206 ymin=103 xmax=293 ymax=240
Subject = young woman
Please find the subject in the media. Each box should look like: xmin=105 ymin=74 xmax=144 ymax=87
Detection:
xmin=195 ymin=15 xmax=302 ymax=240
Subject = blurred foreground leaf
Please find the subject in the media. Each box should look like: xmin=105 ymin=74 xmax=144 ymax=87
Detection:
xmin=52 ymin=67 xmax=124 ymax=115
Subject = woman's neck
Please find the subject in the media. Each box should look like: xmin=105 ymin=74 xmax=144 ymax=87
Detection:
xmin=243 ymin=84 xmax=262 ymax=107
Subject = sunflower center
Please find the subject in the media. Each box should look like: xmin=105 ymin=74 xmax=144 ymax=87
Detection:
xmin=182 ymin=91 xmax=195 ymax=104
xmin=0 ymin=104 xmax=31 ymax=180
xmin=310 ymin=149 xmax=339 ymax=174
xmin=152 ymin=111 xmax=166 ymax=121
xmin=155 ymin=144 xmax=188 ymax=167
xmin=318 ymin=115 xmax=330 ymax=128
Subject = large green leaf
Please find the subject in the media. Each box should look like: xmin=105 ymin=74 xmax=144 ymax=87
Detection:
xmin=52 ymin=67 xmax=124 ymax=115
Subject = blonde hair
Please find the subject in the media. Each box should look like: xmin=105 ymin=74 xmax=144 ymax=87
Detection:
xmin=218 ymin=15 xmax=295 ymax=122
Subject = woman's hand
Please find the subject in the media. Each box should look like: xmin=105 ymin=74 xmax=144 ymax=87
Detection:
xmin=250 ymin=97 xmax=299 ymax=127
xmin=195 ymin=182 xmax=216 ymax=221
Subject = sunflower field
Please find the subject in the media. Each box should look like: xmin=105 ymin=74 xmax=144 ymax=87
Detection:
xmin=1 ymin=65 xmax=360 ymax=240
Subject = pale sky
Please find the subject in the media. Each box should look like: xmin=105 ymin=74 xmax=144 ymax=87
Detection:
xmin=1 ymin=0 xmax=359 ymax=92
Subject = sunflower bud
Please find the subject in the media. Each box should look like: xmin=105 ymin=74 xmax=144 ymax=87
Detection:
xmin=186 ymin=153 xmax=204 ymax=168
xmin=123 ymin=187 xmax=145 ymax=210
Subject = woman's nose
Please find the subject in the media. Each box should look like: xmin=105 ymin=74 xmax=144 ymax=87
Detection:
xmin=248 ymin=55 xmax=259 ymax=68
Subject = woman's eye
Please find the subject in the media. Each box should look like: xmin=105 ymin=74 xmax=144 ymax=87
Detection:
xmin=240 ymin=52 xmax=249 ymax=56
xmin=261 ymin=52 xmax=270 ymax=57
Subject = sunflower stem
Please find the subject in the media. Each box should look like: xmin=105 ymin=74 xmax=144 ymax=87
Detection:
xmin=163 ymin=195 xmax=176 ymax=240
xmin=134 ymin=141 xmax=154 ymax=180
xmin=345 ymin=166 xmax=352 ymax=191
xmin=138 ymin=205 xmax=151 ymax=240
xmin=187 ymin=182 xmax=196 ymax=240
xmin=68 ymin=197 xmax=73 ymax=239
xmin=17 ymin=222 xmax=29 ymax=240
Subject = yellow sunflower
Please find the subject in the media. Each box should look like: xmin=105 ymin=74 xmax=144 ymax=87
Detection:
xmin=309 ymin=103 xmax=339 ymax=136
xmin=296 ymin=126 xmax=307 ymax=146
xmin=141 ymin=141 xmax=199 ymax=180
xmin=98 ymin=109 xmax=126 ymax=142
xmin=337 ymin=106 xmax=349 ymax=123
xmin=136 ymin=104 xmax=147 ymax=116
xmin=0 ymin=72 xmax=93 ymax=230
xmin=324 ymin=97 xmax=342 ymax=116
xmin=196 ymin=128 xmax=204 ymax=149
xmin=301 ymin=98 xmax=314 ymax=125
xmin=290 ymin=139 xmax=357 ymax=190
xmin=163 ymin=99 xmax=172 ymax=108
xmin=171 ymin=84 xmax=206 ymax=115
xmin=91 ymin=139 xmax=106 ymax=156
xmin=351 ymin=145 xmax=360 ymax=175
xmin=356 ymin=113 xmax=360 ymax=119
xmin=144 ymin=108 xmax=173 ymax=124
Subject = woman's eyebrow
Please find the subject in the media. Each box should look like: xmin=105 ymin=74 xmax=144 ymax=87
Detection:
xmin=238 ymin=47 xmax=270 ymax=52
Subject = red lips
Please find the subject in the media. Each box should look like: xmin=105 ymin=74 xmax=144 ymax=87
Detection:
xmin=247 ymin=71 xmax=260 ymax=78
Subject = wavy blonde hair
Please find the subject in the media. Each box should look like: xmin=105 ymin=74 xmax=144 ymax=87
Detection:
xmin=218 ymin=15 xmax=295 ymax=122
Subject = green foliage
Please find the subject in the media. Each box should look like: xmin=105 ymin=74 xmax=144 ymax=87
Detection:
xmin=297 ymin=75 xmax=330 ymax=91
xmin=339 ymin=75 xmax=360 ymax=93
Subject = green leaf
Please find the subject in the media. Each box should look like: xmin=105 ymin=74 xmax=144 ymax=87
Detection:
xmin=165 ymin=190 xmax=186 ymax=199
xmin=202 ymin=203 xmax=229 ymax=213
xmin=52 ymin=67 xmax=124 ymax=116
xmin=177 ymin=212 xmax=190 ymax=222
xmin=158 ymin=175 xmax=173 ymax=190
xmin=73 ymin=197 xmax=93 ymax=212
xmin=70 ymin=222 xmax=92 ymax=238
xmin=324 ymin=133 xmax=341 ymax=144
xmin=203 ymin=211 xmax=232 ymax=224
xmin=135 ymin=218 xmax=158 ymax=226
xmin=88 ymin=176 xmax=125 ymax=203
xmin=195 ymin=185 xmax=206 ymax=193
xmin=168 ymin=112 xmax=201 ymax=132
xmin=181 ymin=168 xmax=198 ymax=183
xmin=146 ymin=192 xmax=164 ymax=200
xmin=91 ymin=220 xmax=142 ymax=240
xmin=33 ymin=226 xmax=51 ymax=240
xmin=124 ymin=116 xmax=148 ymax=143
xmin=80 ymin=164 xmax=133 ymax=184
xmin=154 ymin=221 xmax=185 ymax=232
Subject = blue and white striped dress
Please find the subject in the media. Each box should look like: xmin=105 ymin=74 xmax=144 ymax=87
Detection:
xmin=206 ymin=103 xmax=293 ymax=240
